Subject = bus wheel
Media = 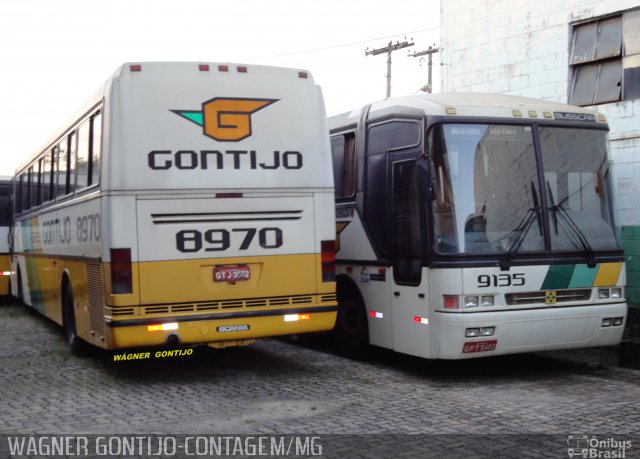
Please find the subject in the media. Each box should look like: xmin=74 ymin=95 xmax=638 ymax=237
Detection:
xmin=16 ymin=267 xmax=24 ymax=304
xmin=63 ymin=286 xmax=90 ymax=356
xmin=332 ymin=290 xmax=369 ymax=359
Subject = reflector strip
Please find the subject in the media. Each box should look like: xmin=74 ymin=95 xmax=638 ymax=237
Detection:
xmin=0 ymin=271 xmax=10 ymax=276
xmin=369 ymin=311 xmax=383 ymax=319
xmin=147 ymin=323 xmax=179 ymax=332
xmin=413 ymin=316 xmax=429 ymax=325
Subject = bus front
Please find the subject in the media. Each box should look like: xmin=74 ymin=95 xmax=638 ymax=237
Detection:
xmin=102 ymin=62 xmax=336 ymax=350
xmin=427 ymin=102 xmax=626 ymax=359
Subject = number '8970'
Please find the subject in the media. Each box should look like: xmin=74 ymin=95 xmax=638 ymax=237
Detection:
xmin=176 ymin=227 xmax=283 ymax=253
xmin=477 ymin=273 xmax=525 ymax=288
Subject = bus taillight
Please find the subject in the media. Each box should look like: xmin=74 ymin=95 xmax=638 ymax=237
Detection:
xmin=321 ymin=241 xmax=336 ymax=282
xmin=110 ymin=248 xmax=133 ymax=294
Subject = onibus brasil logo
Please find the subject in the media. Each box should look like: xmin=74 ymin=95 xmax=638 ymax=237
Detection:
xmin=172 ymin=97 xmax=278 ymax=141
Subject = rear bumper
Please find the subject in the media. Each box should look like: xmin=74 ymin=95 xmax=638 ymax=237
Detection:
xmin=106 ymin=306 xmax=337 ymax=349
xmin=433 ymin=302 xmax=627 ymax=359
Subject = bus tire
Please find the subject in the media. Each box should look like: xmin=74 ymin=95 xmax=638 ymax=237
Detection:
xmin=63 ymin=284 xmax=90 ymax=356
xmin=16 ymin=267 xmax=24 ymax=304
xmin=331 ymin=287 xmax=369 ymax=359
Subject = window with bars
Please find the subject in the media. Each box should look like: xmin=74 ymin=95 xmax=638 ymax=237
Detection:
xmin=569 ymin=9 xmax=640 ymax=106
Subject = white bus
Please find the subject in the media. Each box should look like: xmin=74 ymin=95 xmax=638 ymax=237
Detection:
xmin=11 ymin=62 xmax=337 ymax=354
xmin=329 ymin=93 xmax=626 ymax=359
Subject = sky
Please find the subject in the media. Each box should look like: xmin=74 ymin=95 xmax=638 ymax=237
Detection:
xmin=0 ymin=0 xmax=440 ymax=176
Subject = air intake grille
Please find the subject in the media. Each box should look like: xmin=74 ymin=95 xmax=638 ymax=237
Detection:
xmin=86 ymin=263 xmax=105 ymax=335
xmin=505 ymin=289 xmax=591 ymax=306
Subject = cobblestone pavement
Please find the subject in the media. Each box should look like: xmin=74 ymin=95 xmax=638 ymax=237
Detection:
xmin=1 ymin=303 xmax=640 ymax=458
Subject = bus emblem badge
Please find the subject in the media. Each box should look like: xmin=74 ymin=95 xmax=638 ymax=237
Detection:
xmin=172 ymin=98 xmax=279 ymax=142
xmin=545 ymin=290 xmax=557 ymax=304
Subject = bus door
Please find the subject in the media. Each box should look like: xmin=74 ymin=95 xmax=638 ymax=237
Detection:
xmin=390 ymin=158 xmax=431 ymax=358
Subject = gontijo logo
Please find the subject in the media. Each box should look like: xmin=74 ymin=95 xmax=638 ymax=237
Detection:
xmin=172 ymin=97 xmax=278 ymax=141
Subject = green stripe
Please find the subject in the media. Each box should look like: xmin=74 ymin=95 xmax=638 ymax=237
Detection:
xmin=541 ymin=264 xmax=575 ymax=290
xmin=568 ymin=264 xmax=599 ymax=288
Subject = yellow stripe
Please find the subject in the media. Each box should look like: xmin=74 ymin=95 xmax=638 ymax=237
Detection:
xmin=593 ymin=262 xmax=623 ymax=287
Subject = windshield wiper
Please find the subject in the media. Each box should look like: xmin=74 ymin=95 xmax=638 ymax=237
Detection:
xmin=500 ymin=181 xmax=542 ymax=271
xmin=546 ymin=182 xmax=596 ymax=267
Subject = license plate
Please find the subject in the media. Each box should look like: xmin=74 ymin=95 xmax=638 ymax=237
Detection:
xmin=213 ymin=265 xmax=251 ymax=282
xmin=462 ymin=340 xmax=497 ymax=353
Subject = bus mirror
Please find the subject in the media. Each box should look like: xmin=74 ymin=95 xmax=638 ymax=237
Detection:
xmin=417 ymin=160 xmax=435 ymax=201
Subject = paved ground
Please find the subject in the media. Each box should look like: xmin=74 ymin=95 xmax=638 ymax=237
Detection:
xmin=1 ymin=302 xmax=640 ymax=458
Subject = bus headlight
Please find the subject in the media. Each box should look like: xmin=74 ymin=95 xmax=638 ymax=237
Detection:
xmin=465 ymin=328 xmax=480 ymax=337
xmin=481 ymin=327 xmax=495 ymax=336
xmin=598 ymin=288 xmax=610 ymax=299
xmin=611 ymin=288 xmax=622 ymax=299
xmin=464 ymin=296 xmax=479 ymax=308
xmin=481 ymin=295 xmax=494 ymax=307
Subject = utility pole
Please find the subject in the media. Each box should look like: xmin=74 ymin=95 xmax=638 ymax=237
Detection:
xmin=366 ymin=40 xmax=414 ymax=98
xmin=409 ymin=45 xmax=439 ymax=93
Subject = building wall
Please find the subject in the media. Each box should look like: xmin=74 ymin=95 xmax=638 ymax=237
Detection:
xmin=441 ymin=0 xmax=640 ymax=303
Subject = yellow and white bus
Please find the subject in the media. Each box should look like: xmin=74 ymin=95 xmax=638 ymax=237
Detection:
xmin=329 ymin=93 xmax=626 ymax=359
xmin=0 ymin=176 xmax=11 ymax=300
xmin=11 ymin=62 xmax=337 ymax=353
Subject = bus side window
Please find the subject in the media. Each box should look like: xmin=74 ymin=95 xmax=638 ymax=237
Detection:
xmin=56 ymin=139 xmax=68 ymax=197
xmin=331 ymin=132 xmax=355 ymax=199
xmin=42 ymin=149 xmax=53 ymax=203
xmin=68 ymin=131 xmax=77 ymax=194
xmin=77 ymin=121 xmax=90 ymax=190
xmin=90 ymin=111 xmax=102 ymax=186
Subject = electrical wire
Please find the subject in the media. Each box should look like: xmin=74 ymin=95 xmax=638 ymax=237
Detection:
xmin=242 ymin=26 xmax=439 ymax=61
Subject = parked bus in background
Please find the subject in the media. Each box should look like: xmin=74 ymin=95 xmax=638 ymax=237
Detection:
xmin=11 ymin=62 xmax=336 ymax=354
xmin=0 ymin=177 xmax=11 ymax=300
xmin=329 ymin=93 xmax=626 ymax=359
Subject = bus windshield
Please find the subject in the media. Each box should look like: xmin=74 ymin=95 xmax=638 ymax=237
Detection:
xmin=431 ymin=123 xmax=619 ymax=255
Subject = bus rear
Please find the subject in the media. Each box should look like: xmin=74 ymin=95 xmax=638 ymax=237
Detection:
xmin=76 ymin=63 xmax=335 ymax=350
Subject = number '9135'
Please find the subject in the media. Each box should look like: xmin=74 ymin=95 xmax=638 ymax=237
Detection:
xmin=477 ymin=273 xmax=525 ymax=288
xmin=176 ymin=227 xmax=283 ymax=253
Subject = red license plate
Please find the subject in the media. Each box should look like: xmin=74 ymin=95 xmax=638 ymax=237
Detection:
xmin=214 ymin=265 xmax=251 ymax=282
xmin=462 ymin=340 xmax=497 ymax=353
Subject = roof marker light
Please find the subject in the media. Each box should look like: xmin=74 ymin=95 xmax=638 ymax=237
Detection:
xmin=237 ymin=66 xmax=248 ymax=73
xmin=199 ymin=64 xmax=210 ymax=71
xmin=218 ymin=65 xmax=229 ymax=72
xmin=512 ymin=109 xmax=522 ymax=117
xmin=298 ymin=71 xmax=308 ymax=79
xmin=130 ymin=64 xmax=142 ymax=72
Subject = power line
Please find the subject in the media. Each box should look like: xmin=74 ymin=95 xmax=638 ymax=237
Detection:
xmin=242 ymin=27 xmax=437 ymax=61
